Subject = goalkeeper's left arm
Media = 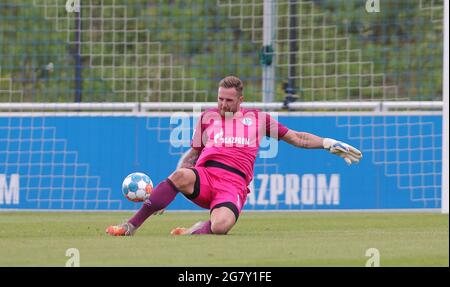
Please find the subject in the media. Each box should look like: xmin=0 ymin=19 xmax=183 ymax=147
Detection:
xmin=281 ymin=130 xmax=362 ymax=165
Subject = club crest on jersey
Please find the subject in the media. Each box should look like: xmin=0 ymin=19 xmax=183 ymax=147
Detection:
xmin=242 ymin=117 xmax=253 ymax=126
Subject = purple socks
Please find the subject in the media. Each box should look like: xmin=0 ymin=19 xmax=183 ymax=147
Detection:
xmin=128 ymin=179 xmax=213 ymax=235
xmin=128 ymin=179 xmax=179 ymax=228
xmin=191 ymin=220 xmax=212 ymax=235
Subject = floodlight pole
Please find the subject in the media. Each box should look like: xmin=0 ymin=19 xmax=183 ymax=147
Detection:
xmin=74 ymin=7 xmax=82 ymax=103
xmin=442 ymin=0 xmax=449 ymax=214
xmin=262 ymin=0 xmax=276 ymax=103
xmin=287 ymin=0 xmax=297 ymax=96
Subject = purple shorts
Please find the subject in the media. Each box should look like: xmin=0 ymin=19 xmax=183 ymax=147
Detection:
xmin=186 ymin=163 xmax=248 ymax=220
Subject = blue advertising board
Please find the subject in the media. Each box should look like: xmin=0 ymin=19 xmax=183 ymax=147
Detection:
xmin=0 ymin=113 xmax=442 ymax=211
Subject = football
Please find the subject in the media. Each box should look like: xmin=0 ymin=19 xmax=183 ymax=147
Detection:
xmin=121 ymin=172 xmax=153 ymax=202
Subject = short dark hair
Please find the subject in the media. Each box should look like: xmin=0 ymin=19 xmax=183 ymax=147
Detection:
xmin=219 ymin=76 xmax=243 ymax=97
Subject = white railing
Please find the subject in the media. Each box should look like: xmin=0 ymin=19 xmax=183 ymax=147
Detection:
xmin=0 ymin=101 xmax=443 ymax=112
xmin=0 ymin=102 xmax=139 ymax=112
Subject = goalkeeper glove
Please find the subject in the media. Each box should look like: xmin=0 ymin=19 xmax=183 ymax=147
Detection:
xmin=323 ymin=138 xmax=362 ymax=165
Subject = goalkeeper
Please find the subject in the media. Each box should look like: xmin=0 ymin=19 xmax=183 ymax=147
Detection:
xmin=106 ymin=76 xmax=362 ymax=236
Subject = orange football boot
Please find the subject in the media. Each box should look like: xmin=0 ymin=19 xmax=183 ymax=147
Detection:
xmin=106 ymin=222 xmax=136 ymax=236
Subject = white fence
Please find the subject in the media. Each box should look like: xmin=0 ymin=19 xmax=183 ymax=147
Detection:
xmin=0 ymin=101 xmax=444 ymax=112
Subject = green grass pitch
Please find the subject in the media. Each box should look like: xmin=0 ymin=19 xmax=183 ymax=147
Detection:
xmin=0 ymin=211 xmax=447 ymax=267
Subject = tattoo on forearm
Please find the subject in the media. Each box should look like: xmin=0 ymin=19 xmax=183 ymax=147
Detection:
xmin=297 ymin=132 xmax=309 ymax=148
xmin=184 ymin=155 xmax=198 ymax=166
xmin=297 ymin=132 xmax=322 ymax=149
xmin=181 ymin=151 xmax=200 ymax=167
